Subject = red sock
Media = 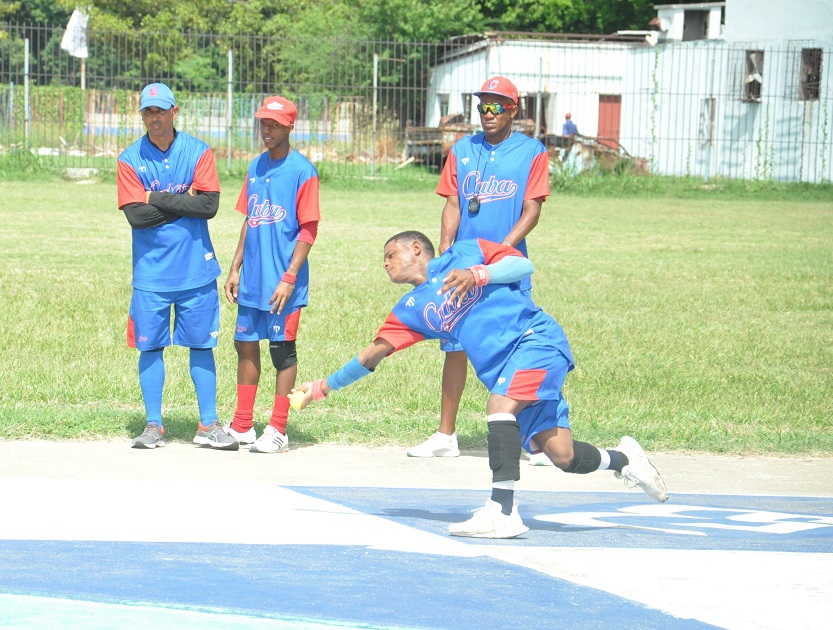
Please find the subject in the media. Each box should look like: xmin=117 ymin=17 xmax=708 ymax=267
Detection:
xmin=270 ymin=395 xmax=290 ymax=434
xmin=231 ymin=384 xmax=258 ymax=432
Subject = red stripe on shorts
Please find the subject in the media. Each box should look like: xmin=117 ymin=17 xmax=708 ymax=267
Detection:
xmin=284 ymin=309 xmax=301 ymax=341
xmin=126 ymin=315 xmax=136 ymax=348
xmin=506 ymin=369 xmax=546 ymax=399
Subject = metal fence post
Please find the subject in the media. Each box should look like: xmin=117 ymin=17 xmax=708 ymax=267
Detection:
xmin=227 ymin=49 xmax=233 ymax=173
xmin=24 ymin=38 xmax=30 ymax=147
xmin=535 ymin=57 xmax=543 ymax=139
xmin=372 ymin=52 xmax=378 ymax=176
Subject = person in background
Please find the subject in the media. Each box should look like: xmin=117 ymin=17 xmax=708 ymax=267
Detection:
xmin=562 ymin=112 xmax=578 ymax=136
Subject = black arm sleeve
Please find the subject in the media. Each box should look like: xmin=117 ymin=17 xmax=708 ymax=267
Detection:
xmin=148 ymin=190 xmax=220 ymax=219
xmin=122 ymin=203 xmax=181 ymax=229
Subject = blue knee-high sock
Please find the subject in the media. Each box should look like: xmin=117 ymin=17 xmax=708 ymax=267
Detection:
xmin=190 ymin=348 xmax=218 ymax=426
xmin=138 ymin=349 xmax=165 ymax=426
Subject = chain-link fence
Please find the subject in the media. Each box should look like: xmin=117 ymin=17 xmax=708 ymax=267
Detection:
xmin=1 ymin=23 xmax=830 ymax=182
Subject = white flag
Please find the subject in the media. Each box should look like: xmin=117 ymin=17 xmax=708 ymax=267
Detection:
xmin=60 ymin=9 xmax=89 ymax=59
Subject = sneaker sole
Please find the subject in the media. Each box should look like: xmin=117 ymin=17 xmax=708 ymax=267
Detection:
xmin=131 ymin=441 xmax=164 ymax=449
xmin=193 ymin=438 xmax=240 ymax=451
xmin=449 ymin=525 xmax=529 ymax=539
xmin=249 ymin=446 xmax=289 ymax=454
xmin=406 ymin=449 xmax=461 ymax=458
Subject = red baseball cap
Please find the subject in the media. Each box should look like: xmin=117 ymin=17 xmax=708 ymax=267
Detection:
xmin=474 ymin=76 xmax=518 ymax=105
xmin=255 ymin=96 xmax=297 ymax=126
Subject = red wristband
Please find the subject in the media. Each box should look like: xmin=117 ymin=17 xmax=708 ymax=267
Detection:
xmin=282 ymin=272 xmax=297 ymax=285
xmin=467 ymin=264 xmax=489 ymax=287
xmin=311 ymin=379 xmax=328 ymax=401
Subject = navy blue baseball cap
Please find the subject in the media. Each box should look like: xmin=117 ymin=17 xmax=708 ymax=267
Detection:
xmin=139 ymin=83 xmax=176 ymax=111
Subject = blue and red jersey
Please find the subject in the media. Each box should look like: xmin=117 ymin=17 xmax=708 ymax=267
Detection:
xmin=234 ymin=149 xmax=320 ymax=311
xmin=375 ymin=239 xmax=573 ymax=390
xmin=117 ymin=131 xmax=221 ymax=292
xmin=436 ymin=132 xmax=550 ymax=291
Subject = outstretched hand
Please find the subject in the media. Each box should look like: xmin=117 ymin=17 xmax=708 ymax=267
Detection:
xmin=290 ymin=382 xmax=314 ymax=410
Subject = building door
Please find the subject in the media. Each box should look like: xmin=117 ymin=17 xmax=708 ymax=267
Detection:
xmin=597 ymin=95 xmax=621 ymax=150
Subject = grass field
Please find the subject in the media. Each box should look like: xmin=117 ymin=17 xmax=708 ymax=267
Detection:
xmin=0 ymin=174 xmax=831 ymax=454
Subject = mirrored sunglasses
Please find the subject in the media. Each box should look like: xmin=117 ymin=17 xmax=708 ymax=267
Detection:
xmin=477 ymin=102 xmax=512 ymax=115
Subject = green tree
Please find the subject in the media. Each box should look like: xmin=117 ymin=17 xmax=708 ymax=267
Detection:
xmin=2 ymin=0 xmax=71 ymax=26
xmin=479 ymin=0 xmax=657 ymax=34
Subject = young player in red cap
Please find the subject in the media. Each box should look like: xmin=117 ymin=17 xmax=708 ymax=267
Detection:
xmin=224 ymin=96 xmax=321 ymax=453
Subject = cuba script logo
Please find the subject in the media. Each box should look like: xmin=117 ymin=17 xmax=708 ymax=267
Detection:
xmin=423 ymin=287 xmax=482 ymax=334
xmin=247 ymin=194 xmax=288 ymax=227
xmin=149 ymin=180 xmax=189 ymax=194
xmin=461 ymin=171 xmax=519 ymax=206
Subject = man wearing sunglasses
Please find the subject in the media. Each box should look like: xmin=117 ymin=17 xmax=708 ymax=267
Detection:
xmin=406 ymin=76 xmax=552 ymax=464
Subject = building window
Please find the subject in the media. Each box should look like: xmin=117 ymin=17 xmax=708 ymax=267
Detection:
xmin=800 ymin=48 xmax=822 ymax=101
xmin=744 ymin=50 xmax=764 ymax=102
xmin=438 ymin=93 xmax=449 ymax=117
xmin=461 ymin=94 xmax=472 ymax=119
xmin=683 ymin=10 xmax=709 ymax=41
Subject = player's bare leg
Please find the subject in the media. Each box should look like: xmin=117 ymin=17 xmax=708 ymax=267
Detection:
xmin=406 ymin=350 xmax=464 ymax=457
xmin=439 ymin=350 xmax=466 ymax=435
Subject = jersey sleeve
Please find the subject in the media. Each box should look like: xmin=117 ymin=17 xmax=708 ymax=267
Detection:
xmin=192 ymin=149 xmax=221 ymax=193
xmin=235 ymin=178 xmax=249 ymax=216
xmin=477 ymin=238 xmax=523 ymax=264
xmin=524 ymin=151 xmax=550 ymax=201
xmin=296 ymin=175 xmax=321 ymax=224
xmin=435 ymin=152 xmax=458 ymax=198
xmin=117 ymin=161 xmax=148 ymax=208
xmin=374 ymin=312 xmax=425 ymax=354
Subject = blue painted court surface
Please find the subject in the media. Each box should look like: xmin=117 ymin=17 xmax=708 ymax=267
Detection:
xmin=1 ymin=480 xmax=831 ymax=629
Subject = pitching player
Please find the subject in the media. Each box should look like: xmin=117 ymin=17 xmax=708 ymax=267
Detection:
xmin=293 ymin=231 xmax=668 ymax=538
xmin=117 ymin=82 xmax=236 ymax=450
xmin=223 ymin=96 xmax=321 ymax=453
xmin=407 ymin=75 xmax=552 ymax=464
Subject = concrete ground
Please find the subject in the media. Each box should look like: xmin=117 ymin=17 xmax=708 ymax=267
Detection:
xmin=1 ymin=440 xmax=832 ymax=629
xmin=1 ymin=440 xmax=831 ymax=497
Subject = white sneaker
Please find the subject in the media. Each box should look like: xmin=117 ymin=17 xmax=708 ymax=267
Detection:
xmin=406 ymin=432 xmax=460 ymax=458
xmin=448 ymin=500 xmax=528 ymax=539
xmin=224 ymin=423 xmax=256 ymax=446
xmin=528 ymin=451 xmax=554 ymax=466
xmin=613 ymin=436 xmax=668 ymax=502
xmin=250 ymin=425 xmax=289 ymax=454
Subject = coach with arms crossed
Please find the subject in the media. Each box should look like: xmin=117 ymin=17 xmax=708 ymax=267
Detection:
xmin=117 ymin=82 xmax=237 ymax=450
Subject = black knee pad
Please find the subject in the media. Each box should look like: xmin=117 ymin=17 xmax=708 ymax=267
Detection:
xmin=487 ymin=420 xmax=521 ymax=482
xmin=563 ymin=440 xmax=602 ymax=474
xmin=269 ymin=340 xmax=297 ymax=371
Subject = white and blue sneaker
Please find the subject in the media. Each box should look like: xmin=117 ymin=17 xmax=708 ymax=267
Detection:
xmin=250 ymin=425 xmax=289 ymax=454
xmin=613 ymin=436 xmax=668 ymax=502
xmin=448 ymin=500 xmax=528 ymax=539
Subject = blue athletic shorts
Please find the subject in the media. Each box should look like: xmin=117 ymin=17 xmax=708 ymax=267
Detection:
xmin=441 ymin=287 xmax=533 ymax=353
xmin=234 ymin=304 xmax=301 ymax=342
xmin=128 ymin=281 xmax=220 ymax=351
xmin=489 ymin=328 xmax=574 ymax=452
